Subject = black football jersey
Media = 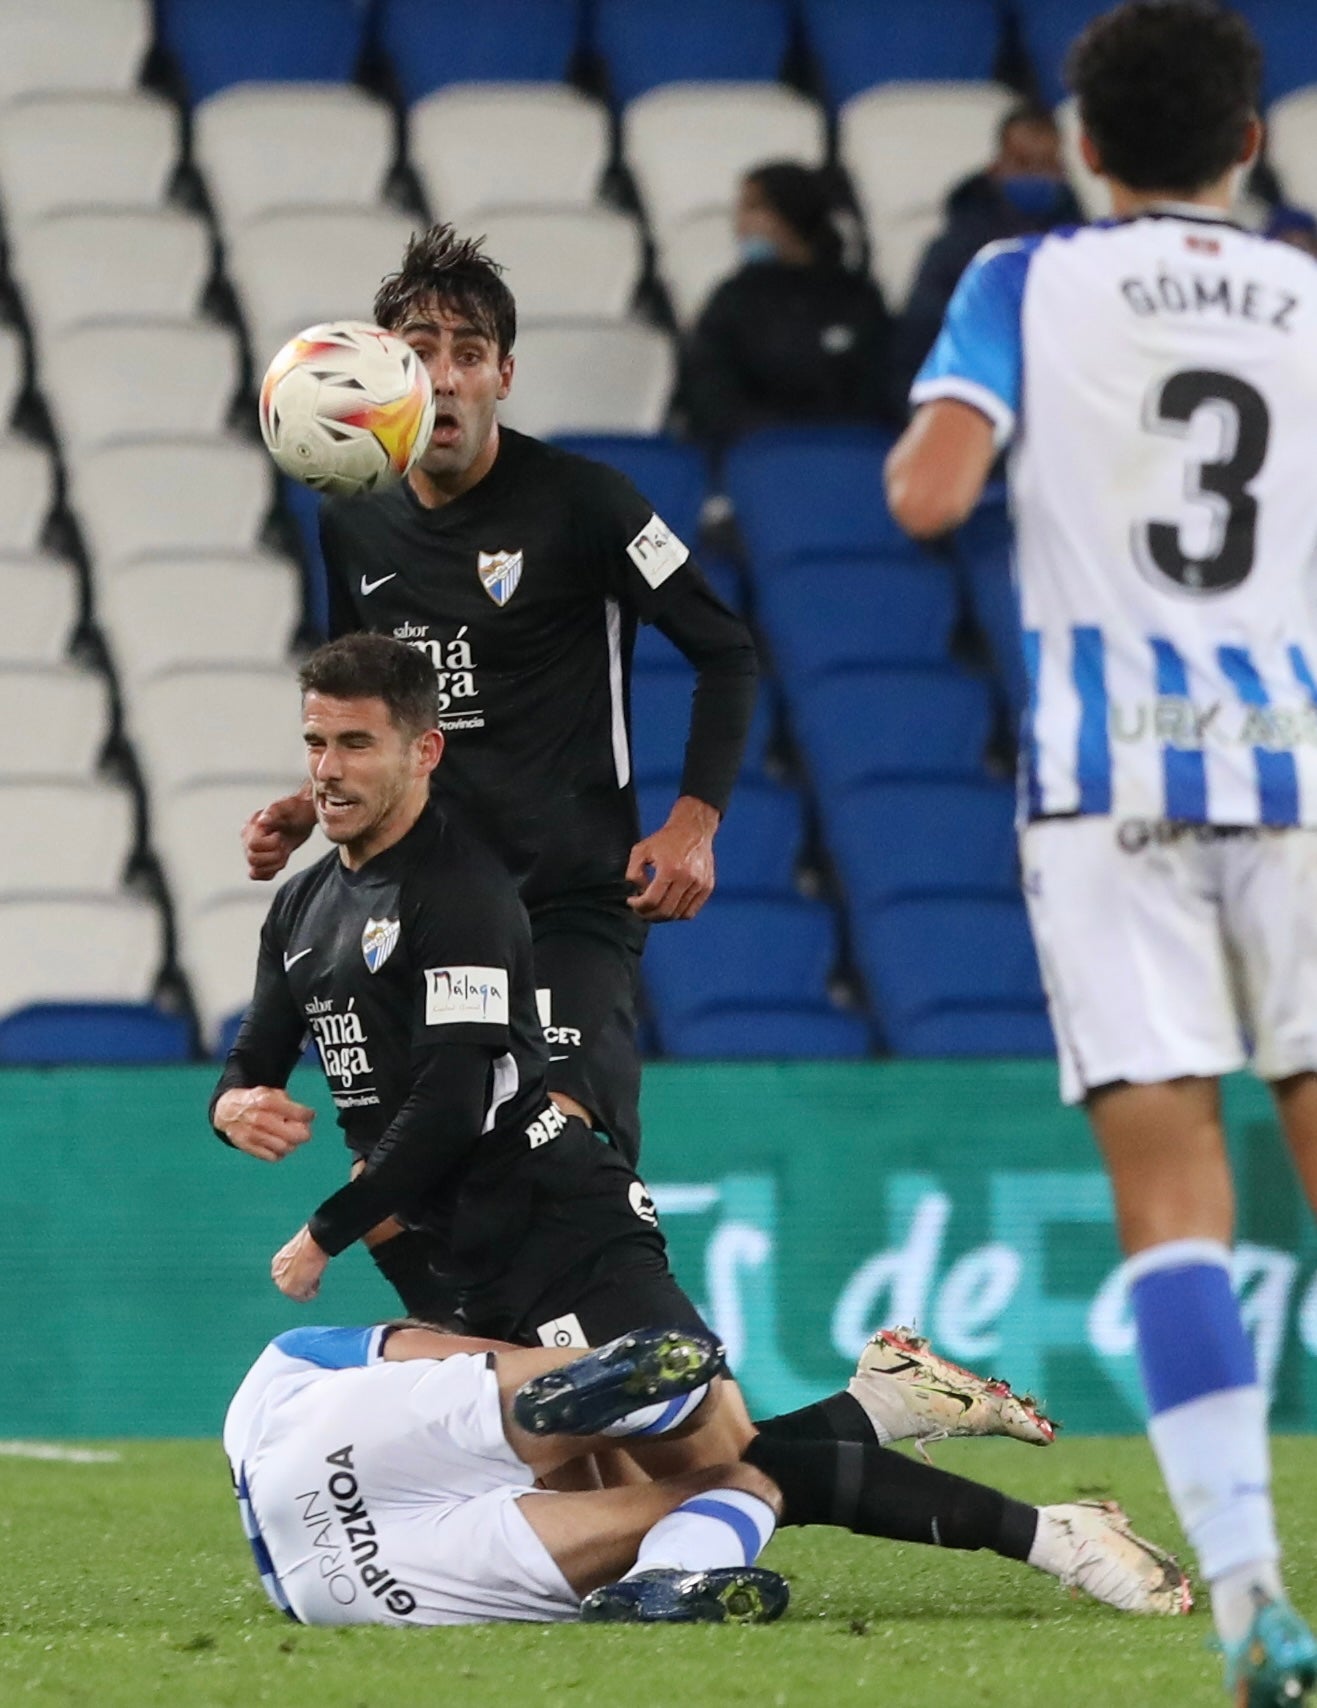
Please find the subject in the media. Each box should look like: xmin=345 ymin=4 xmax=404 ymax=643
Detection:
xmin=320 ymin=429 xmax=726 ymax=909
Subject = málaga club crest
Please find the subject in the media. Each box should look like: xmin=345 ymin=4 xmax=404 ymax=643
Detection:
xmin=477 ymin=548 xmax=523 ymax=606
xmin=361 ymin=917 xmax=400 ymax=974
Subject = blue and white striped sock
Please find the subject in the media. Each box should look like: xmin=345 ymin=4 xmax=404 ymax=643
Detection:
xmin=1129 ymin=1239 xmax=1281 ymax=1642
xmin=598 ymin=1385 xmax=710 ymax=1438
xmin=625 ymin=1488 xmax=777 ymax=1578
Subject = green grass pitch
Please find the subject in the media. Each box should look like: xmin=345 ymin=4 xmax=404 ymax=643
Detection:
xmin=3 ymin=1436 xmax=1315 ymax=1707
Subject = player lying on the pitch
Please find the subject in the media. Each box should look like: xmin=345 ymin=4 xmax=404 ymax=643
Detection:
xmin=224 ymin=1321 xmax=1192 ymax=1627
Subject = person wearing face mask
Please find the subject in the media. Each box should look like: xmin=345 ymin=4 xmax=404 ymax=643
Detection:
xmin=681 ymin=161 xmax=896 ymax=449
xmin=894 ymin=103 xmax=1083 ymax=398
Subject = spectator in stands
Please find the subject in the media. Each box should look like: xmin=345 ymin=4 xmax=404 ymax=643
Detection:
xmin=681 ymin=162 xmax=896 ymax=448
xmin=1267 ymin=202 xmax=1317 ymax=258
xmin=894 ymin=104 xmax=1083 ymax=397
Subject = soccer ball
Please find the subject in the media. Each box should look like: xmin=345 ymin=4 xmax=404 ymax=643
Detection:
xmin=258 ymin=320 xmax=436 ymax=497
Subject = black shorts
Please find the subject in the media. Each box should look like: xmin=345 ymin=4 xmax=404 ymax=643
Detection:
xmin=530 ymin=901 xmax=646 ymax=1168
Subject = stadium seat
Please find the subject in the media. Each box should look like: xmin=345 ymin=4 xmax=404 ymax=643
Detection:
xmin=0 ymin=555 xmax=80 ymax=663
xmin=853 ymin=894 xmax=1049 ymax=1056
xmin=802 ymin=0 xmax=1004 ymax=108
xmin=551 ymin=435 xmax=711 ymax=551
xmin=0 ymin=895 xmax=164 ymax=1018
xmin=824 ymin=777 xmax=1017 ymax=909
xmin=193 ymin=84 xmax=396 ymax=233
xmin=159 ymin=0 xmax=368 ymax=106
xmin=499 ymin=322 xmax=676 ymax=438
xmin=594 ymin=0 xmax=792 ymax=105
xmin=629 ymin=668 xmax=774 ymax=784
xmin=790 ymin=665 xmax=993 ymax=794
xmin=659 ymin=1006 xmax=871 ymax=1058
xmin=178 ymin=894 xmax=274 ymax=1053
xmin=129 ymin=667 xmax=306 ymax=795
xmin=0 ymin=93 xmax=180 ymax=228
xmin=40 ymin=322 xmax=240 ymax=456
xmin=624 ymin=85 xmax=826 ymax=242
xmin=1266 ymin=87 xmax=1317 ymax=216
xmin=0 ymin=0 xmax=151 ymax=105
xmin=69 ymin=440 xmax=273 ymax=566
xmin=756 ymin=555 xmax=958 ymax=678
xmin=226 ymin=207 xmax=420 ymax=370
xmin=154 ymin=782 xmax=328 ymax=921
xmin=9 ymin=211 xmax=213 ymax=356
xmin=893 ymin=1004 xmax=1054 ymax=1057
xmin=951 ymin=490 xmax=1029 ymax=721
xmin=838 ymin=82 xmax=1018 ymax=307
xmin=0 ymin=1002 xmax=191 ymax=1065
xmin=0 ymin=439 xmax=56 ymax=553
xmin=473 ymin=209 xmax=644 ymax=321
xmin=722 ymin=426 xmax=903 ymax=569
xmin=1013 ymin=2 xmax=1103 ymax=109
xmin=0 ymin=666 xmax=110 ymax=781
xmin=97 ymin=552 xmax=301 ymax=694
xmin=638 ymin=776 xmax=805 ymax=895
xmin=655 ymin=209 xmax=740 ymax=328
xmin=0 ymin=782 xmax=136 ymax=898
xmin=378 ymin=0 xmax=582 ymax=105
xmin=0 ymin=328 xmax=24 ymax=430
xmin=1248 ymin=2 xmax=1317 ymax=105
xmin=408 ymin=86 xmax=609 ymax=225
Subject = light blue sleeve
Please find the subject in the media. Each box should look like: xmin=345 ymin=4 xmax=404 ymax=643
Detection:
xmin=272 ymin=1325 xmax=381 ymax=1369
xmin=911 ymin=237 xmax=1039 ymax=447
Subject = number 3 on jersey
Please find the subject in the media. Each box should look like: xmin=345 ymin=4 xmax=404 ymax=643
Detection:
xmin=1136 ymin=367 xmax=1271 ymax=594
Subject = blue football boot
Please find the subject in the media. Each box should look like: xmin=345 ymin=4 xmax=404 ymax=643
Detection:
xmin=579 ymin=1566 xmax=789 ymax=1626
xmin=1225 ymin=1594 xmax=1317 ymax=1706
xmin=512 ymin=1326 xmax=725 ymax=1437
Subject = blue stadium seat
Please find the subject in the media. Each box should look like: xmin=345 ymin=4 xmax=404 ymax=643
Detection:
xmin=723 ymin=426 xmax=905 ymax=571
xmin=283 ymin=478 xmax=328 ymax=637
xmin=802 ymin=0 xmax=1003 ymax=108
xmin=896 ymin=1005 xmax=1055 ymax=1057
xmin=378 ymin=0 xmax=582 ymax=105
xmin=0 ymin=1003 xmax=192 ymax=1063
xmin=825 ymin=777 xmax=1017 ymax=908
xmin=553 ymin=434 xmax=711 ymax=550
xmin=593 ymin=0 xmax=793 ymax=105
xmin=159 ymin=0 xmax=368 ymax=105
xmin=756 ymin=554 xmax=958 ymax=679
xmin=660 ymin=1005 xmax=871 ymax=1058
xmin=854 ymin=895 xmax=1050 ymax=1056
xmin=952 ymin=488 xmax=1027 ymax=723
xmin=1013 ymin=1 xmax=1104 ymax=107
xmin=637 ymin=777 xmax=805 ymax=894
xmin=790 ymin=664 xmax=993 ymax=794
xmin=630 ymin=667 xmax=775 ymax=782
xmin=1243 ymin=1 xmax=1317 ymax=105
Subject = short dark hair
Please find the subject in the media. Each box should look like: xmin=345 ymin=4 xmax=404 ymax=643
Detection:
xmin=1067 ymin=1 xmax=1261 ymax=195
xmin=298 ymin=634 xmax=438 ymax=739
xmin=374 ymin=223 xmax=517 ymax=357
xmin=745 ymin=161 xmax=845 ymax=267
xmin=997 ymin=100 xmax=1057 ymax=147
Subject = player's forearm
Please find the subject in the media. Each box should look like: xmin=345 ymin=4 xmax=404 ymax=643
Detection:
xmin=653 ymin=581 xmax=759 ymax=815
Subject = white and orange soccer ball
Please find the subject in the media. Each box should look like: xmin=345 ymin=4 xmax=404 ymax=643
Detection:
xmin=258 ymin=320 xmax=435 ymax=496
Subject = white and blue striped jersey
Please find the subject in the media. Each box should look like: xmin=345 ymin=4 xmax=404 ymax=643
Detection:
xmin=915 ymin=211 xmax=1317 ymax=825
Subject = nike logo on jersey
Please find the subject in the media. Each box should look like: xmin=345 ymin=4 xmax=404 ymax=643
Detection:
xmin=283 ymin=947 xmax=313 ymax=970
xmin=360 ymin=572 xmax=397 ymax=595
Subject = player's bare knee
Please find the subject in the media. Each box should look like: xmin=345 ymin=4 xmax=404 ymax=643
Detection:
xmin=721 ymin=1459 xmax=784 ymax=1520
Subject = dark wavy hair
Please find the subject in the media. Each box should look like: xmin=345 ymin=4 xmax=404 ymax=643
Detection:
xmin=299 ymin=634 xmax=439 ymax=738
xmin=1067 ymin=1 xmax=1261 ymax=194
xmin=374 ymin=223 xmax=517 ymax=356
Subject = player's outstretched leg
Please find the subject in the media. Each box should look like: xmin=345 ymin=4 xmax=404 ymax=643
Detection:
xmin=850 ymin=1325 xmax=1058 ymax=1451
xmin=1030 ymin=1501 xmax=1191 ymax=1614
xmin=580 ymin=1565 xmax=789 ymax=1626
xmin=513 ymin=1326 xmax=726 ymax=1437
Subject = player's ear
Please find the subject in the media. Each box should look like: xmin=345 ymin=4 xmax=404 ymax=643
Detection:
xmin=497 ymin=353 xmax=514 ymax=401
xmin=416 ymin=728 xmax=444 ymax=777
xmin=1239 ymin=114 xmax=1263 ymax=169
xmin=1078 ymin=128 xmax=1104 ymax=177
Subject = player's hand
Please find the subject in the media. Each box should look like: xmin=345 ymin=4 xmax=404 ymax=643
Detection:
xmin=214 ymin=1086 xmax=315 ymax=1161
xmin=242 ymin=790 xmax=316 ymax=881
xmin=625 ymin=795 xmax=718 ymax=922
xmin=272 ymin=1225 xmax=329 ymax=1302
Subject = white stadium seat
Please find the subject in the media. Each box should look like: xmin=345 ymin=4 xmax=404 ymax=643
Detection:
xmin=178 ymin=895 xmax=270 ymax=1051
xmin=500 ymin=321 xmax=676 ymax=438
xmin=839 ymin=82 xmax=1019 ymax=308
xmin=130 ymin=666 xmax=307 ymax=795
xmin=1055 ymin=97 xmax=1111 ymax=221
xmin=475 ymin=209 xmax=644 ymax=321
xmin=0 ymin=895 xmax=163 ymax=1020
xmin=0 ymin=437 xmax=55 ymax=552
xmin=625 ymin=84 xmax=826 ymax=242
xmin=10 ymin=210 xmax=213 ymax=357
xmin=155 ymin=782 xmax=328 ymax=922
xmin=658 ymin=208 xmax=739 ymax=328
xmin=69 ymin=440 xmax=273 ymax=567
xmin=194 ymin=83 xmax=396 ymax=233
xmin=1268 ymin=87 xmax=1317 ymax=219
xmin=0 ymin=781 xmax=136 ymax=897
xmin=0 ymin=554 xmax=80 ymax=662
xmin=0 ymin=0 xmax=151 ymax=106
xmin=226 ymin=207 xmax=420 ymax=372
xmin=99 ymin=551 xmax=301 ymax=693
xmin=42 ymin=321 xmax=240 ymax=456
xmin=0 ymin=91 xmax=179 ymax=227
xmin=409 ymin=84 xmax=610 ymax=224
xmin=0 ymin=664 xmax=110 ymax=781
xmin=0 ymin=325 xmax=24 ymax=428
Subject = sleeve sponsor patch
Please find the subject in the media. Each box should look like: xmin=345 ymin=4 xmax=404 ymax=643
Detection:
xmin=626 ymin=512 xmax=688 ymax=590
xmin=423 ymin=965 xmax=509 ymax=1027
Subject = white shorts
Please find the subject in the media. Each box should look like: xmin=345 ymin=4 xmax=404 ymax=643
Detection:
xmin=228 ymin=1341 xmax=578 ymax=1627
xmin=1021 ymin=817 xmax=1317 ymax=1105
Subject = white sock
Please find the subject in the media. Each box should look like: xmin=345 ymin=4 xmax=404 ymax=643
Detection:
xmin=624 ymin=1488 xmax=777 ymax=1578
xmin=598 ymin=1384 xmax=709 ymax=1438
